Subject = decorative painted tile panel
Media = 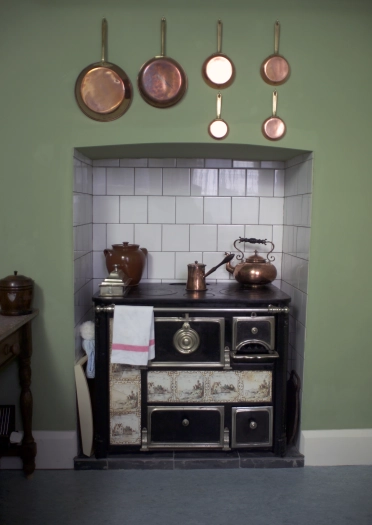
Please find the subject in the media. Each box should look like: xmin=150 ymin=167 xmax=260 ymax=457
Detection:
xmin=147 ymin=370 xmax=272 ymax=403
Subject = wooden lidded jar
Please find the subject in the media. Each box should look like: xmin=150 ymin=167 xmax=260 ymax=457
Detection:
xmin=0 ymin=271 xmax=34 ymax=316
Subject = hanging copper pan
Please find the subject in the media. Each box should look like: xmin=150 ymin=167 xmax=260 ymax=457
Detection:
xmin=202 ymin=20 xmax=235 ymax=89
xmin=262 ymin=90 xmax=286 ymax=141
xmin=261 ymin=21 xmax=290 ymax=86
xmin=75 ymin=18 xmax=133 ymax=122
xmin=208 ymin=93 xmax=229 ymax=140
xmin=137 ymin=18 xmax=187 ymax=108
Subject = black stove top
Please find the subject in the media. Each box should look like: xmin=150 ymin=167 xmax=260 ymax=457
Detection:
xmin=93 ymin=282 xmax=291 ymax=308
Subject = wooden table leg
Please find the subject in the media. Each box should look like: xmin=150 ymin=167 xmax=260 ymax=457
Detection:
xmin=18 ymin=322 xmax=37 ymax=477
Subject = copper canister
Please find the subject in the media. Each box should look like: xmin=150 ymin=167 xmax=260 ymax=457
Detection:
xmin=0 ymin=271 xmax=34 ymax=316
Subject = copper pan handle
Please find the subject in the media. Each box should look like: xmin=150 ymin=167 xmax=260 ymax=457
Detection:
xmin=272 ymin=90 xmax=278 ymax=117
xmin=101 ymin=18 xmax=107 ymax=63
xmin=216 ymin=92 xmax=222 ymax=119
xmin=274 ymin=20 xmax=280 ymax=55
xmin=217 ymin=19 xmax=222 ymax=53
xmin=161 ymin=17 xmax=166 ymax=57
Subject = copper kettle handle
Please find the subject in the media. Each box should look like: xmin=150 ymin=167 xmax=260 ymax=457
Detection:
xmin=233 ymin=237 xmax=275 ymax=262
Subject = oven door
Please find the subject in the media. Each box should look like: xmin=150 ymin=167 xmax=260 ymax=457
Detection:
xmin=149 ymin=314 xmax=225 ymax=368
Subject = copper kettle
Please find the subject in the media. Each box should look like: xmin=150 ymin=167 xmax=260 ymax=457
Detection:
xmin=225 ymin=237 xmax=277 ymax=286
xmin=186 ymin=253 xmax=234 ymax=291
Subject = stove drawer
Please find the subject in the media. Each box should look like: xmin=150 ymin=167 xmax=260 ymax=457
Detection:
xmin=147 ymin=406 xmax=224 ymax=449
xmin=232 ymin=316 xmax=275 ymax=353
xmin=150 ymin=316 xmax=225 ymax=367
xmin=231 ymin=406 xmax=273 ymax=448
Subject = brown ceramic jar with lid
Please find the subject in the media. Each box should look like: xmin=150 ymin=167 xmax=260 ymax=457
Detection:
xmin=0 ymin=271 xmax=34 ymax=316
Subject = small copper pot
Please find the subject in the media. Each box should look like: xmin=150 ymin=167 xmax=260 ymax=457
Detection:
xmin=0 ymin=271 xmax=34 ymax=316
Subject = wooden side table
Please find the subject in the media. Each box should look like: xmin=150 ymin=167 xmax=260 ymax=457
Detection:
xmin=0 ymin=310 xmax=38 ymax=477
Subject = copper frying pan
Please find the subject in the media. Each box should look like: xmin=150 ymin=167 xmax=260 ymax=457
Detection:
xmin=262 ymin=91 xmax=286 ymax=141
xmin=261 ymin=21 xmax=290 ymax=86
xmin=75 ymin=19 xmax=133 ymax=122
xmin=137 ymin=18 xmax=187 ymax=108
xmin=208 ymin=93 xmax=229 ymax=140
xmin=202 ymin=20 xmax=235 ymax=89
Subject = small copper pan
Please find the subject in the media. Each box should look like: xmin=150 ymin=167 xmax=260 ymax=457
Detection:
xmin=137 ymin=18 xmax=187 ymax=109
xmin=75 ymin=19 xmax=133 ymax=122
xmin=202 ymin=20 xmax=235 ymax=89
xmin=262 ymin=91 xmax=286 ymax=141
xmin=208 ymin=93 xmax=229 ymax=140
xmin=261 ymin=21 xmax=290 ymax=86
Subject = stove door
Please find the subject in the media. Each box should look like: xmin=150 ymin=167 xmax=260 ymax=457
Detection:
xmin=149 ymin=315 xmax=225 ymax=368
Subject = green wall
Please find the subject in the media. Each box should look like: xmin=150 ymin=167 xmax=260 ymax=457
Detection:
xmin=1 ymin=0 xmax=371 ymax=431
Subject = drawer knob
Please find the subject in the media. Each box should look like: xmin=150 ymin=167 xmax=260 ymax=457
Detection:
xmin=3 ymin=343 xmax=20 ymax=356
xmin=182 ymin=419 xmax=189 ymax=427
xmin=249 ymin=419 xmax=258 ymax=430
xmin=251 ymin=327 xmax=258 ymax=335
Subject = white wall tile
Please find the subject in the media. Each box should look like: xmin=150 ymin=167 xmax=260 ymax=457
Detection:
xmin=148 ymin=196 xmax=175 ymax=223
xmin=246 ymin=169 xmax=274 ymax=197
xmin=283 ymin=225 xmax=297 ymax=254
xmin=274 ymin=169 xmax=285 ymax=197
xmin=93 ymin=167 xmax=106 ymax=195
xmin=273 ymin=225 xmax=284 ymax=253
xmin=163 ymin=168 xmax=190 ymax=196
xmin=93 ymin=196 xmax=119 ymax=223
xmin=134 ymin=224 xmax=162 ymax=251
xmin=297 ymin=160 xmax=313 ymax=195
xmin=204 ymin=197 xmax=231 ymax=224
xmin=120 ymin=196 xmax=147 ymax=224
xmin=301 ymin=194 xmax=312 ymax=227
xmin=177 ymin=158 xmax=204 ymax=168
xmin=190 ymin=225 xmax=217 ymax=252
xmin=293 ymin=287 xmax=308 ymax=327
xmin=93 ymin=224 xmax=106 ymax=251
xmin=107 ymin=224 xmax=134 ymax=246
xmin=219 ymin=169 xmax=246 ymax=196
xmin=295 ymin=321 xmax=306 ymax=358
xmin=93 ymin=159 xmax=119 ymax=167
xmin=149 ymin=158 xmax=176 ymax=168
xmin=272 ymin=252 xmax=282 ymax=280
xmin=203 ymin=252 xmax=231 ymax=280
xmin=176 ymin=252 xmax=202 ymax=280
xmin=176 ymin=197 xmax=203 ymax=224
xmin=296 ymin=227 xmax=311 ymax=259
xmin=244 ymin=225 xmax=273 ymax=253
xmin=284 ymin=164 xmax=298 ymax=196
xmin=232 ymin=197 xmax=259 ymax=224
xmin=107 ymin=168 xmax=134 ymax=195
xmin=298 ymin=258 xmax=309 ymax=293
xmin=135 ymin=168 xmax=162 ymax=195
xmin=261 ymin=161 xmax=285 ymax=169
xmin=119 ymin=158 xmax=147 ymax=167
xmin=205 ymin=159 xmax=232 ymax=168
xmin=218 ymin=225 xmax=245 ymax=252
xmin=191 ymin=169 xmax=218 ymax=196
xmin=93 ymin=251 xmax=108 ymax=279
xmin=147 ymin=252 xmax=175 ymax=279
xmin=233 ymin=160 xmax=260 ymax=168
xmin=162 ymin=225 xmax=189 ymax=251
xmin=259 ymin=198 xmax=284 ymax=225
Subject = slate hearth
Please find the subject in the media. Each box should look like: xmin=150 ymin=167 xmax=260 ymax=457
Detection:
xmin=74 ymin=447 xmax=304 ymax=470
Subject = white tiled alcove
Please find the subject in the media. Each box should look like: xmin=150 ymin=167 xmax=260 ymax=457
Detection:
xmin=73 ymin=151 xmax=313 ymax=407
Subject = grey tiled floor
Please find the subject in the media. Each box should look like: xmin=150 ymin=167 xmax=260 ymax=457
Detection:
xmin=1 ymin=466 xmax=372 ymax=525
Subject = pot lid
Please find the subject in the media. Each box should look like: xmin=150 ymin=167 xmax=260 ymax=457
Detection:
xmin=188 ymin=261 xmax=206 ymax=268
xmin=112 ymin=242 xmax=139 ymax=250
xmin=0 ymin=271 xmax=34 ymax=288
xmin=246 ymin=250 xmax=267 ymax=264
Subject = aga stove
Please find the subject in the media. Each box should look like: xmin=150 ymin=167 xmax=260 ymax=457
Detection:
xmin=93 ymin=282 xmax=291 ymax=459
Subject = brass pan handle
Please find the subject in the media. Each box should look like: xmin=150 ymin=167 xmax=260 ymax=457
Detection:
xmin=161 ymin=17 xmax=166 ymax=57
xmin=274 ymin=20 xmax=280 ymax=55
xmin=101 ymin=18 xmax=107 ymax=63
xmin=217 ymin=19 xmax=222 ymax=54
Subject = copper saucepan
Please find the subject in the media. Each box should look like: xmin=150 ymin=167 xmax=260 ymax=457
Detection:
xmin=202 ymin=20 xmax=235 ymax=89
xmin=75 ymin=19 xmax=133 ymax=122
xmin=261 ymin=21 xmax=290 ymax=86
xmin=262 ymin=90 xmax=286 ymax=141
xmin=208 ymin=93 xmax=229 ymax=140
xmin=137 ymin=18 xmax=187 ymax=108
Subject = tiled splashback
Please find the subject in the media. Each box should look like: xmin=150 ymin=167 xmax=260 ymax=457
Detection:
xmin=73 ymin=151 xmax=313 ymax=395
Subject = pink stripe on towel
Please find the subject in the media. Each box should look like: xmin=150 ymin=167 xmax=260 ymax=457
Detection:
xmin=112 ymin=343 xmax=149 ymax=353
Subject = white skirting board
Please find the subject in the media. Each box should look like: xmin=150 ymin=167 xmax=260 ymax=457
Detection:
xmin=300 ymin=429 xmax=372 ymax=466
xmin=0 ymin=431 xmax=77 ymax=470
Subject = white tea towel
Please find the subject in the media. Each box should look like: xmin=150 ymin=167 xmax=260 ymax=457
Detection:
xmin=111 ymin=306 xmax=155 ymax=366
xmin=82 ymin=339 xmax=95 ymax=378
